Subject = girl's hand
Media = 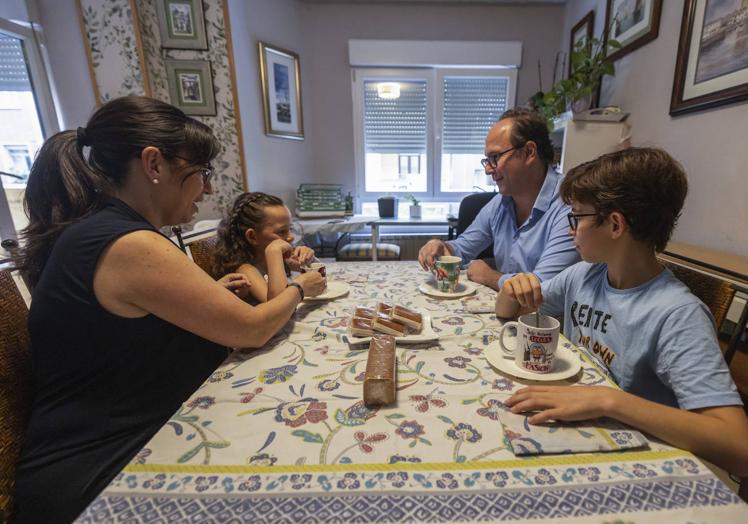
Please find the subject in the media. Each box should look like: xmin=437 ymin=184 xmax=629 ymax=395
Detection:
xmin=266 ymin=239 xmax=292 ymax=257
xmin=502 ymin=272 xmax=543 ymax=310
xmin=293 ymin=271 xmax=326 ymax=297
xmin=218 ymin=273 xmax=251 ymax=299
xmin=287 ymin=246 xmax=315 ymax=271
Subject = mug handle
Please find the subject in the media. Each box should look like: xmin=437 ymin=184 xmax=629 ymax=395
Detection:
xmin=499 ymin=321 xmax=518 ymax=357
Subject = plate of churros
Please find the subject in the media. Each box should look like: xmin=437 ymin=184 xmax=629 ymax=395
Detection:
xmin=346 ymin=303 xmax=438 ymax=345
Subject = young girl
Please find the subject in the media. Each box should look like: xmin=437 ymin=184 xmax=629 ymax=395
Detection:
xmin=213 ymin=192 xmax=319 ymax=304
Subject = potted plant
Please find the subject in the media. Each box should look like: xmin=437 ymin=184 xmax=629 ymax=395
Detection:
xmin=536 ymin=32 xmax=621 ymax=128
xmin=404 ymin=194 xmax=421 ymax=219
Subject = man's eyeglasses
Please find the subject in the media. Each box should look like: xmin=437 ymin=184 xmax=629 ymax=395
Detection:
xmin=172 ymin=153 xmax=214 ymax=186
xmin=567 ymin=212 xmax=598 ymax=230
xmin=480 ymin=143 xmax=525 ymax=169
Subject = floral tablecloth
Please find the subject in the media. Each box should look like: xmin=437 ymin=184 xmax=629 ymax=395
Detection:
xmin=77 ymin=262 xmax=748 ymax=523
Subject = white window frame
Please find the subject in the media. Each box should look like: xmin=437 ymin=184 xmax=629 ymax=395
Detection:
xmin=351 ymin=66 xmax=517 ymax=211
xmin=0 ymin=15 xmax=59 ymax=250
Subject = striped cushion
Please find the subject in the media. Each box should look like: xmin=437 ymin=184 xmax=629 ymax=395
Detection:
xmin=336 ymin=242 xmax=400 ymax=261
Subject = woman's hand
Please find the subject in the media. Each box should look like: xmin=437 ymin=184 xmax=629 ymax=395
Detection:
xmin=293 ymin=271 xmax=326 ymax=297
xmin=287 ymin=246 xmax=315 ymax=271
xmin=504 ymin=385 xmax=619 ymax=424
xmin=217 ymin=273 xmax=251 ymax=299
xmin=502 ymin=272 xmax=543 ymax=310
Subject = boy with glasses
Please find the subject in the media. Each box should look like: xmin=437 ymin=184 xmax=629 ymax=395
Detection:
xmin=496 ymin=147 xmax=748 ymax=476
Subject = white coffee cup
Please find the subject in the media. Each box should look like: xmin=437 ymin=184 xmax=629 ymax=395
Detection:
xmin=499 ymin=313 xmax=560 ymax=374
xmin=301 ymin=262 xmax=326 ymax=278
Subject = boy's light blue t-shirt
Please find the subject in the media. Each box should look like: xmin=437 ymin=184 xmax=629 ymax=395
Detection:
xmin=540 ymin=262 xmax=741 ymax=410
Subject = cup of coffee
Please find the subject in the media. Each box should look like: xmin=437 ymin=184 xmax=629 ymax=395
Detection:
xmin=301 ymin=262 xmax=326 ymax=278
xmin=499 ymin=313 xmax=560 ymax=374
xmin=433 ymin=256 xmax=461 ymax=293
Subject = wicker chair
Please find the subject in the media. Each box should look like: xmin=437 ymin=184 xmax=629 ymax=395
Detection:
xmin=187 ymin=235 xmax=220 ymax=279
xmin=0 ymin=270 xmax=32 ymax=522
xmin=659 ymin=258 xmax=735 ymax=330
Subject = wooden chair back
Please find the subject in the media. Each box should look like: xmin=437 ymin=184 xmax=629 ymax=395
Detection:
xmin=659 ymin=258 xmax=735 ymax=330
xmin=187 ymin=234 xmax=220 ymax=279
xmin=0 ymin=270 xmax=32 ymax=521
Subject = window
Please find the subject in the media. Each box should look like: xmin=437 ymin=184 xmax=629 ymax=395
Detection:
xmin=352 ymin=67 xmax=516 ymax=210
xmin=0 ymin=16 xmax=59 ymax=249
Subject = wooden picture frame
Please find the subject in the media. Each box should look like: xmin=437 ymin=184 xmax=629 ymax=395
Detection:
xmin=604 ymin=0 xmax=662 ymax=62
xmin=165 ymin=59 xmax=216 ymax=116
xmin=670 ymin=0 xmax=748 ymax=116
xmin=156 ymin=0 xmax=208 ymax=50
xmin=258 ymin=42 xmax=304 ymax=140
xmin=569 ymin=10 xmax=595 ymax=78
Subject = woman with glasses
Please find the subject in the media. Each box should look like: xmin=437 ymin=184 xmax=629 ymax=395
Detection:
xmin=12 ymin=96 xmax=326 ymax=522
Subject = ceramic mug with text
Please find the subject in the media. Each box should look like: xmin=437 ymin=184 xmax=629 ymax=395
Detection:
xmin=499 ymin=313 xmax=560 ymax=374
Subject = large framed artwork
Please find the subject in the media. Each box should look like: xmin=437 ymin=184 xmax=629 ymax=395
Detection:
xmin=670 ymin=0 xmax=748 ymax=116
xmin=604 ymin=0 xmax=662 ymax=61
xmin=165 ymin=60 xmax=216 ymax=116
xmin=258 ymin=42 xmax=304 ymax=140
xmin=156 ymin=0 xmax=208 ymax=50
xmin=569 ymin=10 xmax=595 ymax=77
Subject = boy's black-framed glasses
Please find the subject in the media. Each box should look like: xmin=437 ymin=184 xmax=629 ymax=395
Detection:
xmin=567 ymin=212 xmax=598 ymax=230
xmin=172 ymin=153 xmax=214 ymax=186
xmin=480 ymin=143 xmax=525 ymax=169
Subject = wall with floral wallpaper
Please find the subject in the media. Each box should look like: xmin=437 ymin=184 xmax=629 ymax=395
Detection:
xmin=78 ymin=0 xmax=246 ymax=223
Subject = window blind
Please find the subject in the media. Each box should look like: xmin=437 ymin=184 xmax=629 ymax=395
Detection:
xmin=0 ymin=33 xmax=30 ymax=91
xmin=442 ymin=77 xmax=508 ymax=154
xmin=364 ymin=80 xmax=426 ymax=154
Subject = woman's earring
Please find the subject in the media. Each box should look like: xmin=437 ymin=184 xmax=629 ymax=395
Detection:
xmin=152 ymin=178 xmax=159 ymax=185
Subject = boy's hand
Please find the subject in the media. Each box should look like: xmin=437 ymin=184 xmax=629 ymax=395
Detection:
xmin=503 ymin=272 xmax=543 ymax=310
xmin=218 ymin=273 xmax=251 ymax=299
xmin=505 ymin=385 xmax=619 ymax=424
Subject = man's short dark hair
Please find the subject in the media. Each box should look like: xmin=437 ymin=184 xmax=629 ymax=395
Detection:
xmin=500 ymin=108 xmax=554 ymax=167
xmin=560 ymin=147 xmax=688 ymax=252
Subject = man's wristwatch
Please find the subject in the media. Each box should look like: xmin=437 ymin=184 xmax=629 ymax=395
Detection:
xmin=287 ymin=282 xmax=304 ymax=300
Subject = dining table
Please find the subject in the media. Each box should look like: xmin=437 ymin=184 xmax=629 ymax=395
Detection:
xmin=76 ymin=261 xmax=748 ymax=523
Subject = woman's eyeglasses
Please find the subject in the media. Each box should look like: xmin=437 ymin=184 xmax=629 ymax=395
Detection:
xmin=172 ymin=153 xmax=214 ymax=186
xmin=480 ymin=143 xmax=525 ymax=169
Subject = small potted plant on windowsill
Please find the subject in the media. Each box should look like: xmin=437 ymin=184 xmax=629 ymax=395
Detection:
xmin=404 ymin=194 xmax=421 ymax=219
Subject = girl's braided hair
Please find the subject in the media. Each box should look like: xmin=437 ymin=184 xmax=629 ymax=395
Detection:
xmin=212 ymin=192 xmax=284 ymax=276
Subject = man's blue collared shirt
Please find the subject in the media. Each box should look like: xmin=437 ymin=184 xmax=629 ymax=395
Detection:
xmin=445 ymin=167 xmax=580 ymax=288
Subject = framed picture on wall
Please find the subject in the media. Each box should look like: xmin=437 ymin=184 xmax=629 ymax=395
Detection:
xmin=603 ymin=0 xmax=662 ymax=61
xmin=670 ymin=0 xmax=748 ymax=116
xmin=258 ymin=42 xmax=304 ymax=140
xmin=156 ymin=0 xmax=208 ymax=50
xmin=569 ymin=10 xmax=595 ymax=77
xmin=165 ymin=60 xmax=216 ymax=116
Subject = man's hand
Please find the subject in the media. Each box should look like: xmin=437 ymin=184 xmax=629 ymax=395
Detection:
xmin=502 ymin=272 xmax=543 ymax=310
xmin=418 ymin=239 xmax=451 ymax=270
xmin=504 ymin=385 xmax=619 ymax=424
xmin=466 ymin=259 xmax=501 ymax=290
xmin=218 ymin=273 xmax=251 ymax=299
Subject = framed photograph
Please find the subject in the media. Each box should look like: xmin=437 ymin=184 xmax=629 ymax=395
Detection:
xmin=258 ymin=42 xmax=304 ymax=140
xmin=156 ymin=0 xmax=208 ymax=50
xmin=670 ymin=0 xmax=748 ymax=116
xmin=165 ymin=60 xmax=216 ymax=116
xmin=569 ymin=10 xmax=595 ymax=77
xmin=604 ymin=0 xmax=662 ymax=62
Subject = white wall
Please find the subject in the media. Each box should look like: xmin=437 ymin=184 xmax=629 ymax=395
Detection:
xmin=36 ymin=0 xmax=96 ymax=129
xmin=228 ymin=0 xmax=313 ymax=207
xmin=561 ymin=0 xmax=748 ymax=257
xmin=302 ymin=1 xmax=565 ymax=197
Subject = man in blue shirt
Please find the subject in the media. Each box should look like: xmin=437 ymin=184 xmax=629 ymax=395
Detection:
xmin=418 ymin=109 xmax=579 ymax=290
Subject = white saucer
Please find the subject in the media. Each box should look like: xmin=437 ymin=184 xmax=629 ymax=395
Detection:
xmin=346 ymin=313 xmax=438 ymax=345
xmin=304 ymin=280 xmax=350 ymax=301
xmin=418 ymin=280 xmax=477 ymax=299
xmin=484 ymin=340 xmax=582 ymax=381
